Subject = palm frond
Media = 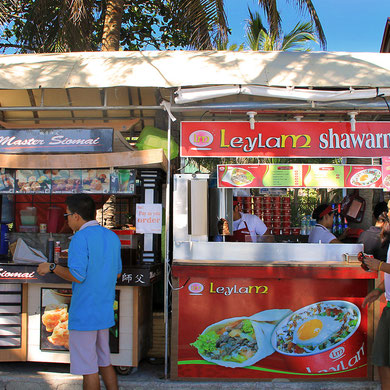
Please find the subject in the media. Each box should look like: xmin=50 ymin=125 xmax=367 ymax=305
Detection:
xmin=286 ymin=0 xmax=326 ymax=49
xmin=281 ymin=21 xmax=317 ymax=51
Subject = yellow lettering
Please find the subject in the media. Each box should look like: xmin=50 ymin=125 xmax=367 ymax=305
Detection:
xmin=210 ymin=282 xmax=216 ymax=293
xmin=281 ymin=134 xmax=311 ymax=148
xmin=220 ymin=129 xmax=229 ymax=148
xmin=255 ymin=285 xmax=268 ymax=294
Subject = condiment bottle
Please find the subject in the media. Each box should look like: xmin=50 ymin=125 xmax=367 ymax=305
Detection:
xmin=47 ymin=233 xmax=54 ymax=263
xmin=54 ymin=241 xmax=61 ymax=264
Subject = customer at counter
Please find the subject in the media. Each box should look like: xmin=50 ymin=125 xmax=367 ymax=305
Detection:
xmin=308 ymin=204 xmax=347 ymax=244
xmin=216 ymin=199 xmax=267 ymax=242
xmin=37 ymin=194 xmax=122 ymax=390
xmin=358 ymin=201 xmax=389 ymax=261
xmin=362 ymin=212 xmax=390 ymax=390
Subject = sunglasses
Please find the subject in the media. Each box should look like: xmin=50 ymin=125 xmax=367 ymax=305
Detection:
xmin=63 ymin=213 xmax=74 ymax=218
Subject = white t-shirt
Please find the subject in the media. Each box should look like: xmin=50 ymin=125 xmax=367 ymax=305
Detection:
xmin=233 ymin=212 xmax=267 ymax=242
xmin=308 ymin=223 xmax=336 ymax=243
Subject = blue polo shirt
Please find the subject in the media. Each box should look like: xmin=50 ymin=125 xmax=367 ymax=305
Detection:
xmin=68 ymin=222 xmax=122 ymax=331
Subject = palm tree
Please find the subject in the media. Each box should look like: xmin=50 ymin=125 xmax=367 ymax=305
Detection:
xmin=257 ymin=0 xmax=326 ymax=49
xmin=0 ymin=0 xmax=229 ymax=52
xmin=246 ymin=9 xmax=318 ymax=51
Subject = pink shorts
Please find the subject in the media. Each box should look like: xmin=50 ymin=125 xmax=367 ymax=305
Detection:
xmin=69 ymin=329 xmax=111 ymax=375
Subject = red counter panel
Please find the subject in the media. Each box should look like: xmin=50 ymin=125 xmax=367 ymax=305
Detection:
xmin=172 ymin=264 xmax=376 ymax=381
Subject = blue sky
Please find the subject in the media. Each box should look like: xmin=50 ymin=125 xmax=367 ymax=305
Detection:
xmin=225 ymin=0 xmax=390 ymax=52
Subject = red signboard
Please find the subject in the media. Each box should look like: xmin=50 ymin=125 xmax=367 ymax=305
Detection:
xmin=181 ymin=121 xmax=390 ymax=158
xmin=173 ymin=265 xmax=372 ymax=380
xmin=217 ymin=164 xmax=383 ymax=189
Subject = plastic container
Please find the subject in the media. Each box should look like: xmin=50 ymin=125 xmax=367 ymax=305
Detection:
xmin=1 ymin=195 xmax=14 ymax=223
xmin=20 ymin=207 xmax=37 ymax=226
xmin=47 ymin=206 xmax=64 ymax=233
xmin=19 ymin=225 xmax=39 ymax=233
xmin=135 ymin=126 xmax=179 ymax=160
xmin=0 ymin=224 xmax=9 ymax=255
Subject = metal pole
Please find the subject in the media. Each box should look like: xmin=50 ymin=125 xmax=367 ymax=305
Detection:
xmin=163 ymin=96 xmax=172 ymax=379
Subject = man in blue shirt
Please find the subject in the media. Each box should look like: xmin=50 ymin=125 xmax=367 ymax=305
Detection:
xmin=38 ymin=194 xmax=122 ymax=390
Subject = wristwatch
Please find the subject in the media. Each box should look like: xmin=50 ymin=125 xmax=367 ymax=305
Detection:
xmin=49 ymin=263 xmax=57 ymax=273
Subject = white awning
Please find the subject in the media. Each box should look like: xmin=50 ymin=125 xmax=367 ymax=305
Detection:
xmin=1 ymin=50 xmax=390 ymax=90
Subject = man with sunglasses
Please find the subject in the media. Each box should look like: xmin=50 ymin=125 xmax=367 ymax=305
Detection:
xmin=308 ymin=204 xmax=347 ymax=244
xmin=37 ymin=194 xmax=122 ymax=390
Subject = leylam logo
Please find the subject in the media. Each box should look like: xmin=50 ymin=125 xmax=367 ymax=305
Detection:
xmin=329 ymin=346 xmax=345 ymax=361
xmin=188 ymin=282 xmax=204 ymax=295
xmin=189 ymin=130 xmax=213 ymax=150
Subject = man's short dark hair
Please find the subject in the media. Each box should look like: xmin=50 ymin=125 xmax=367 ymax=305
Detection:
xmin=374 ymin=201 xmax=388 ymax=220
xmin=65 ymin=194 xmax=96 ymax=221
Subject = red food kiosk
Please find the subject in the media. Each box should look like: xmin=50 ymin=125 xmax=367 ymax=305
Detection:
xmin=170 ymin=119 xmax=390 ymax=382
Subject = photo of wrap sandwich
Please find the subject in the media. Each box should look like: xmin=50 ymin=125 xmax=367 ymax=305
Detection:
xmin=220 ymin=167 xmax=255 ymax=187
xmin=191 ymin=309 xmax=292 ymax=368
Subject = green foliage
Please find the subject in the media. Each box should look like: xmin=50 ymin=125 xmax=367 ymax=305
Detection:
xmin=246 ymin=9 xmax=318 ymax=51
xmin=0 ymin=0 xmax=229 ymax=53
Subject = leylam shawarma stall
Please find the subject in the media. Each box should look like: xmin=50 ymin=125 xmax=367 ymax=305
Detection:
xmin=167 ymin=52 xmax=390 ymax=383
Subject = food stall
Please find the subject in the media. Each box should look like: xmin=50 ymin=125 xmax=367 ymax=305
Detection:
xmin=170 ymin=119 xmax=390 ymax=382
xmin=0 ymin=125 xmax=166 ymax=372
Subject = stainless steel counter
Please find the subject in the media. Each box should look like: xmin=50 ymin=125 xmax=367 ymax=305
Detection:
xmin=173 ymin=241 xmax=363 ymax=263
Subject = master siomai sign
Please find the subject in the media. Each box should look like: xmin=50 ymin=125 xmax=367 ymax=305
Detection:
xmin=0 ymin=128 xmax=113 ymax=153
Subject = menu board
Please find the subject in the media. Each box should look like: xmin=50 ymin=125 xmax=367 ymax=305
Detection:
xmin=110 ymin=169 xmax=136 ymax=194
xmin=15 ymin=170 xmax=51 ymax=193
xmin=0 ymin=169 xmax=137 ymax=194
xmin=218 ymin=164 xmax=383 ymax=189
xmin=0 ymin=169 xmax=15 ymax=193
xmin=263 ymin=165 xmax=302 ymax=187
xmin=81 ymin=169 xmax=111 ymax=193
xmin=51 ymin=170 xmax=82 ymax=193
xmin=382 ymin=157 xmax=390 ymax=191
xmin=303 ymin=165 xmax=344 ymax=187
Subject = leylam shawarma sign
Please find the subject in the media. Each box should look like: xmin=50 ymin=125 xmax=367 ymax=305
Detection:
xmin=180 ymin=122 xmax=390 ymax=158
xmin=0 ymin=128 xmax=113 ymax=153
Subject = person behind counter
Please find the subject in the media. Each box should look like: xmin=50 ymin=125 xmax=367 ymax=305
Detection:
xmin=358 ymin=201 xmax=389 ymax=261
xmin=308 ymin=204 xmax=348 ymax=244
xmin=37 ymin=194 xmax=122 ymax=390
xmin=216 ymin=199 xmax=267 ymax=242
xmin=362 ymin=212 xmax=390 ymax=390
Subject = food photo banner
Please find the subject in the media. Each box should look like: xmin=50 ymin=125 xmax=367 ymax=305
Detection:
xmin=181 ymin=121 xmax=390 ymax=158
xmin=174 ymin=267 xmax=369 ymax=380
xmin=0 ymin=168 xmax=136 ymax=194
xmin=217 ymin=164 xmax=383 ymax=189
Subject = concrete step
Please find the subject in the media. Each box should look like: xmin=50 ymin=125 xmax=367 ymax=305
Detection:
xmin=0 ymin=360 xmax=381 ymax=390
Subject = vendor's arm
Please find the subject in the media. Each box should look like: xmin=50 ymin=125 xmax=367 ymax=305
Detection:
xmin=329 ymin=228 xmax=351 ymax=244
xmin=362 ymin=280 xmax=385 ymax=308
xmin=37 ymin=262 xmax=81 ymax=283
xmin=364 ymin=257 xmax=390 ymax=273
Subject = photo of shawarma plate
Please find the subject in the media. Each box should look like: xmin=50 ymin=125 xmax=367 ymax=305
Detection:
xmin=350 ymin=169 xmax=381 ymax=187
xmin=271 ymin=300 xmax=360 ymax=356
